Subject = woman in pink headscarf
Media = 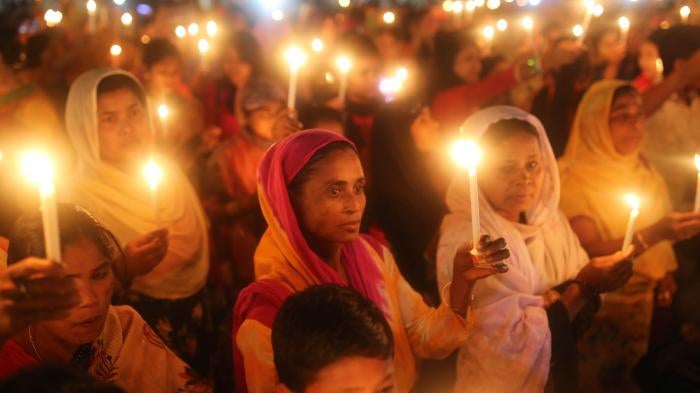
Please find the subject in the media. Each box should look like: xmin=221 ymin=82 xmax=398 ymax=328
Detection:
xmin=232 ymin=129 xmax=511 ymax=393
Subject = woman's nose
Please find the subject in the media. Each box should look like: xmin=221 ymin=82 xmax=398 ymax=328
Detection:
xmin=76 ymin=281 xmax=99 ymax=309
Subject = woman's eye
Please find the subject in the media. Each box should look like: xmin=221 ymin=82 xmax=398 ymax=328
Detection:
xmin=527 ymin=161 xmax=539 ymax=170
xmin=328 ymin=188 xmax=341 ymax=197
xmin=354 ymin=184 xmax=365 ymax=194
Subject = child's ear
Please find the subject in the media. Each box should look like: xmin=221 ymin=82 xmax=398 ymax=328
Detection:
xmin=276 ymin=383 xmax=294 ymax=393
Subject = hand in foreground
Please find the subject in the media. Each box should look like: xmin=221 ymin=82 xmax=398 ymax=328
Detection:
xmin=0 ymin=258 xmax=79 ymax=343
xmin=124 ymin=228 xmax=169 ymax=279
xmin=576 ymin=246 xmax=634 ymax=294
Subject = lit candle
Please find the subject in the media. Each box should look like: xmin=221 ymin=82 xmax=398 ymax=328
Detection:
xmin=157 ymin=103 xmax=169 ymax=140
xmin=618 ymin=16 xmax=630 ymax=45
xmin=143 ymin=160 xmax=164 ymax=226
xmin=311 ymin=38 xmax=324 ymax=53
xmin=175 ymin=25 xmax=186 ymax=39
xmin=383 ymin=11 xmax=396 ymax=24
xmin=451 ymin=140 xmax=483 ymax=255
xmin=680 ymin=5 xmax=691 ymax=23
xmin=284 ymin=47 xmax=307 ymax=110
xmin=20 ymin=151 xmax=61 ymax=262
xmin=110 ymin=43 xmax=122 ymax=68
xmin=578 ymin=0 xmax=594 ymax=45
xmin=206 ymin=20 xmax=218 ymax=37
xmin=187 ymin=23 xmax=200 ymax=36
xmin=198 ymin=38 xmax=209 ymax=71
xmin=694 ymin=154 xmax=700 ymax=212
xmin=86 ymin=0 xmax=97 ymax=34
xmin=621 ymin=193 xmax=640 ymax=252
xmin=336 ymin=55 xmax=352 ymax=106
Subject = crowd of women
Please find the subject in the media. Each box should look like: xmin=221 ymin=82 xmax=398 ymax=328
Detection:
xmin=0 ymin=1 xmax=699 ymax=392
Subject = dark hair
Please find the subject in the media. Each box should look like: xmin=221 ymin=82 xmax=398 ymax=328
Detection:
xmin=96 ymin=74 xmax=146 ymax=105
xmin=0 ymin=27 xmax=21 ymax=67
xmin=299 ymin=106 xmax=343 ymax=130
xmin=24 ymin=31 xmax=53 ymax=69
xmin=227 ymin=31 xmax=265 ymax=78
xmin=287 ymin=141 xmax=355 ymax=196
xmin=612 ymin=85 xmax=638 ymax=102
xmin=272 ymin=285 xmax=393 ymax=392
xmin=648 ymin=25 xmax=700 ymax=77
xmin=8 ymin=204 xmax=125 ymax=279
xmin=480 ymin=118 xmax=539 ymax=148
xmin=430 ymin=30 xmax=478 ymax=97
xmin=0 ymin=363 xmax=125 ymax=393
xmin=142 ymin=38 xmax=181 ymax=69
xmin=336 ymin=32 xmax=381 ymax=60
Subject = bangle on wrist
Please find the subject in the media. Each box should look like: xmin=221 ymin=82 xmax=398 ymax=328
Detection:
xmin=571 ymin=279 xmax=598 ymax=299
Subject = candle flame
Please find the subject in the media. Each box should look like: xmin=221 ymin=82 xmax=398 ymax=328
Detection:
xmin=143 ymin=161 xmax=163 ymax=191
xmin=198 ymin=38 xmax=209 ymax=54
xmin=311 ymin=38 xmax=324 ymax=53
xmin=336 ymin=55 xmax=352 ymax=73
xmin=496 ymin=19 xmax=508 ymax=31
xmin=396 ymin=67 xmax=408 ymax=81
xmin=175 ymin=25 xmax=186 ymax=38
xmin=86 ymin=0 xmax=97 ymax=13
xmin=618 ymin=16 xmax=630 ymax=31
xmin=383 ymin=11 xmax=396 ymax=24
xmin=451 ymin=140 xmax=482 ymax=171
xmin=157 ymin=104 xmax=169 ymax=119
xmin=206 ymin=20 xmax=218 ymax=37
xmin=483 ymin=25 xmax=495 ymax=40
xmin=572 ymin=24 xmax=584 ymax=37
xmin=680 ymin=5 xmax=691 ymax=19
xmin=694 ymin=154 xmax=700 ymax=171
xmin=187 ymin=23 xmax=199 ymax=36
xmin=625 ymin=193 xmax=640 ymax=212
xmin=522 ymin=16 xmax=534 ymax=31
xmin=285 ymin=47 xmax=307 ymax=71
xmin=110 ymin=44 xmax=122 ymax=56
xmin=20 ymin=150 xmax=55 ymax=186
xmin=121 ymin=12 xmax=133 ymax=26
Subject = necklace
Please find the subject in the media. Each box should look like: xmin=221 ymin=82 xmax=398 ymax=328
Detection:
xmin=27 ymin=325 xmax=43 ymax=361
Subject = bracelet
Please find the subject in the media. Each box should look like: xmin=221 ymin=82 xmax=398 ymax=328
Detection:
xmin=635 ymin=231 xmax=650 ymax=252
xmin=571 ymin=279 xmax=599 ymax=300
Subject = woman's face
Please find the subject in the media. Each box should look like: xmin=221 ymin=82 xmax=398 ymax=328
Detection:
xmin=609 ymin=92 xmax=645 ymax=155
xmin=302 ymin=357 xmax=395 ymax=393
xmin=35 ymin=238 xmax=114 ymax=346
xmin=291 ymin=149 xmax=366 ymax=247
xmin=596 ymin=31 xmax=625 ymax=64
xmin=223 ymin=47 xmax=252 ymax=87
xmin=453 ymin=45 xmax=482 ymax=84
xmin=145 ymin=56 xmax=182 ymax=96
xmin=96 ymin=87 xmax=149 ymax=171
xmin=479 ymin=131 xmax=544 ymax=221
xmin=638 ymin=41 xmax=660 ymax=80
xmin=247 ymin=100 xmax=284 ymax=141
xmin=347 ymin=55 xmax=381 ymax=104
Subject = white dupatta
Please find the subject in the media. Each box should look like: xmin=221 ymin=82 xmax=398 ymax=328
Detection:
xmin=437 ymin=106 xmax=589 ymax=392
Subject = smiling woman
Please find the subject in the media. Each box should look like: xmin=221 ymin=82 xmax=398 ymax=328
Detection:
xmin=0 ymin=204 xmax=210 ymax=393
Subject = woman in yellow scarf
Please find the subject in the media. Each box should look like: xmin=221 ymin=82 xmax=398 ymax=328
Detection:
xmin=559 ymin=80 xmax=700 ymax=391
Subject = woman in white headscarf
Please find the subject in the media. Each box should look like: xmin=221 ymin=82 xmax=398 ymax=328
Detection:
xmin=63 ymin=68 xmax=210 ymax=372
xmin=437 ymin=106 xmax=633 ymax=393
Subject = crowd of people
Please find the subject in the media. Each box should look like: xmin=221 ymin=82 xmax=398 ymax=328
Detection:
xmin=0 ymin=0 xmax=699 ymax=392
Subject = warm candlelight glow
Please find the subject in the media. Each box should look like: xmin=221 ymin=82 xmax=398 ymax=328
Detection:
xmin=483 ymin=25 xmax=495 ymax=41
xmin=113 ymin=0 xmax=125 ymax=5
xmin=187 ymin=23 xmax=200 ymax=36
xmin=86 ymin=0 xmax=97 ymax=13
xmin=396 ymin=67 xmax=408 ymax=81
xmin=452 ymin=0 xmax=464 ymax=13
xmin=451 ymin=139 xmax=482 ymax=173
xmin=311 ymin=38 xmax=324 ymax=53
xmin=573 ymin=24 xmax=584 ymax=37
xmin=285 ymin=47 xmax=307 ymax=72
xmin=110 ymin=44 xmax=122 ymax=56
xmin=121 ymin=12 xmax=133 ymax=26
xmin=338 ymin=0 xmax=350 ymax=7
xmin=618 ymin=16 xmax=630 ymax=31
xmin=336 ymin=56 xmax=351 ymax=74
xmin=143 ymin=161 xmax=163 ymax=192
xmin=271 ymin=9 xmax=284 ymax=21
xmin=206 ymin=20 xmax=218 ymax=36
xmin=592 ymin=4 xmax=604 ymax=17
xmin=496 ymin=19 xmax=508 ymax=31
xmin=486 ymin=0 xmax=500 ymax=10
xmin=44 ymin=9 xmax=63 ymax=27
xmin=175 ymin=25 xmax=186 ymax=38
xmin=621 ymin=193 xmax=640 ymax=251
xmin=695 ymin=154 xmax=700 ymax=171
xmin=465 ymin=0 xmax=476 ymax=12
xmin=198 ymin=38 xmax=209 ymax=54
xmin=20 ymin=151 xmax=55 ymax=186
xmin=522 ymin=16 xmax=534 ymax=31
xmin=157 ymin=104 xmax=169 ymax=119
xmin=680 ymin=5 xmax=691 ymax=20
xmin=383 ymin=11 xmax=396 ymax=24
xmin=443 ymin=0 xmax=454 ymax=12
xmin=625 ymin=193 xmax=640 ymax=213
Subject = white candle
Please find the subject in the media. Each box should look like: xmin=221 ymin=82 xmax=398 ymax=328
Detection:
xmin=157 ymin=103 xmax=169 ymax=141
xmin=577 ymin=0 xmax=594 ymax=45
xmin=86 ymin=0 xmax=97 ymax=34
xmin=451 ymin=140 xmax=483 ymax=254
xmin=110 ymin=44 xmax=122 ymax=68
xmin=336 ymin=55 xmax=352 ymax=106
xmin=694 ymin=154 xmax=700 ymax=212
xmin=143 ymin=160 xmax=164 ymax=226
xmin=618 ymin=16 xmax=630 ymax=45
xmin=198 ymin=38 xmax=209 ymax=72
xmin=622 ymin=194 xmax=640 ymax=251
xmin=285 ymin=47 xmax=307 ymax=110
xmin=680 ymin=5 xmax=691 ymax=24
xmin=20 ymin=151 xmax=61 ymax=262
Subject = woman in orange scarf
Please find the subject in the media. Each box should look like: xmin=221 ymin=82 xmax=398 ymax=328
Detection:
xmin=233 ymin=129 xmax=511 ymax=393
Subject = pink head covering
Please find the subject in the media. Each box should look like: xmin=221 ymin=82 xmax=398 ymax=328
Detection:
xmin=256 ymin=129 xmax=388 ymax=313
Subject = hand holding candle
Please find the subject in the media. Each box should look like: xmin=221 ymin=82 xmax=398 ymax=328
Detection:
xmin=284 ymin=47 xmax=307 ymax=110
xmin=143 ymin=160 xmax=164 ymax=227
xmin=20 ymin=151 xmax=61 ymax=263
xmin=621 ymin=193 xmax=640 ymax=252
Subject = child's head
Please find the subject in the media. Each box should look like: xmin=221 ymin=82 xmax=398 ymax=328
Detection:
xmin=142 ymin=38 xmax=182 ymax=95
xmin=299 ymin=106 xmax=344 ymax=135
xmin=240 ymin=78 xmax=286 ymax=141
xmin=272 ymin=285 xmax=395 ymax=393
